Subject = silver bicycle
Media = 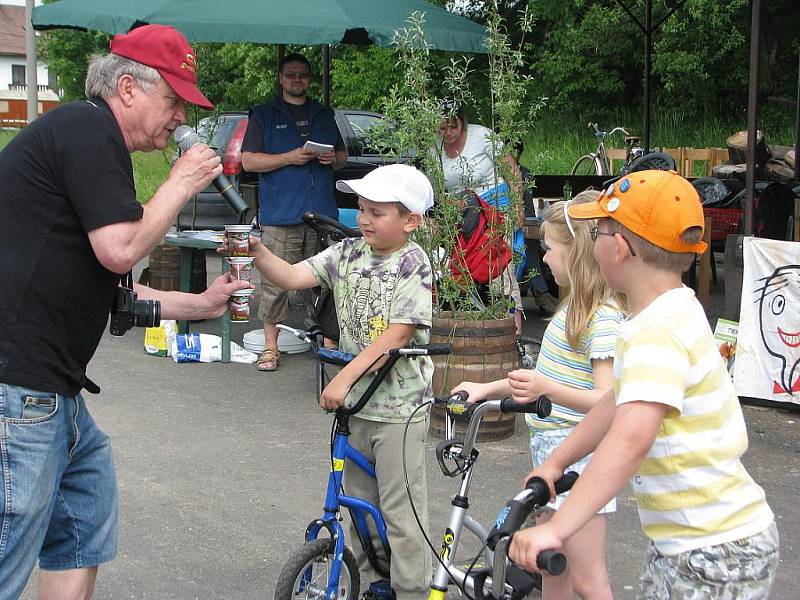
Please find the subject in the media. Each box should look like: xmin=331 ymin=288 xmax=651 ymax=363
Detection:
xmin=570 ymin=122 xmax=643 ymax=176
xmin=427 ymin=392 xmax=566 ymax=599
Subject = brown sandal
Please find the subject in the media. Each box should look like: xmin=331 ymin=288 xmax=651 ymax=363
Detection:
xmin=257 ymin=348 xmax=280 ymax=371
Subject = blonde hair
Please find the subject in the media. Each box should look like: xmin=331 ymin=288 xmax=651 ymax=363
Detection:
xmin=543 ymin=190 xmax=627 ymax=350
xmin=605 ymin=220 xmax=702 ymax=273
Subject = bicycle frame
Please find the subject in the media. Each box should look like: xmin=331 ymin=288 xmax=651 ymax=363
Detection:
xmin=428 ymin=401 xmax=529 ymax=600
xmin=279 ymin=322 xmax=451 ymax=599
xmin=303 ymin=414 xmax=391 ymax=598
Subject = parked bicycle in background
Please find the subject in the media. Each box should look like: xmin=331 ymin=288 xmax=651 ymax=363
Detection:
xmin=571 ymin=123 xmax=643 ymax=176
xmin=571 ymin=122 xmax=679 ymax=178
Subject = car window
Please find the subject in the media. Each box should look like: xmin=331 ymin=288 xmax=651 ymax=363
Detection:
xmin=345 ymin=113 xmax=383 ymax=155
xmin=196 ymin=116 xmax=244 ymax=153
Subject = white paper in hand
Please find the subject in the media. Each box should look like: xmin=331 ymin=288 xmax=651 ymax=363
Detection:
xmin=303 ymin=140 xmax=334 ymax=155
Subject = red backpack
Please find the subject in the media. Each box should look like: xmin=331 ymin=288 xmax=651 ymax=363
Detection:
xmin=450 ymin=194 xmax=512 ymax=284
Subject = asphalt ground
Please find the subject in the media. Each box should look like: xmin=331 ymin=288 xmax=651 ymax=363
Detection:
xmin=19 ymin=253 xmax=799 ymax=599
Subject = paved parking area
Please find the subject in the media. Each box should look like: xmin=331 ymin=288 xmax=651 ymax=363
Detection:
xmin=19 ymin=254 xmax=799 ymax=599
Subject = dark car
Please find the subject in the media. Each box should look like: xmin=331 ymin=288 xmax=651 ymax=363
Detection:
xmin=175 ymin=109 xmax=395 ymax=230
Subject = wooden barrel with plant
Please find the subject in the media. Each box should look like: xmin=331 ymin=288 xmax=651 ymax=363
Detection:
xmin=430 ymin=313 xmax=519 ymax=441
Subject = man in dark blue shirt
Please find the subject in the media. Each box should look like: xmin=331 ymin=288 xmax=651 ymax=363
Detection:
xmin=242 ymin=53 xmax=346 ymax=371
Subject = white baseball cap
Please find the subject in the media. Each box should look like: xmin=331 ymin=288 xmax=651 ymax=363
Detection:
xmin=335 ymin=164 xmax=434 ymax=215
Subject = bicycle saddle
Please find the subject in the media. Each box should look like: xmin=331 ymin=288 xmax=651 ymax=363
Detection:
xmin=624 ymin=136 xmax=641 ymax=145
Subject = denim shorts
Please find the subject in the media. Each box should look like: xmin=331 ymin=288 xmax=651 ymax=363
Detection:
xmin=0 ymin=383 xmax=118 ymax=598
xmin=528 ymin=426 xmax=616 ymax=514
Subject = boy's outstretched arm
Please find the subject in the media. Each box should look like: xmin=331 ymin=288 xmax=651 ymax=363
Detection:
xmin=510 ymin=400 xmax=668 ymax=573
xmin=249 ymin=235 xmax=318 ymax=290
xmin=319 ymin=323 xmax=417 ymax=411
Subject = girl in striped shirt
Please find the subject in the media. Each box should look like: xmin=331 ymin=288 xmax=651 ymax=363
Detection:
xmin=454 ymin=190 xmax=625 ymax=600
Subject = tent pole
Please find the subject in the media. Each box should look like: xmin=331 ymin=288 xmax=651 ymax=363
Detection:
xmin=323 ymin=44 xmax=330 ymax=106
xmin=276 ymin=44 xmax=285 ymax=94
xmin=25 ymin=0 xmax=39 ymax=125
xmin=794 ymin=49 xmax=799 ymax=181
xmin=745 ymin=0 xmax=761 ymax=236
xmin=643 ymin=0 xmax=652 ymax=153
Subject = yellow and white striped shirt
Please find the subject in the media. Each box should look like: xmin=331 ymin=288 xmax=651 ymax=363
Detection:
xmin=615 ymin=287 xmax=773 ymax=555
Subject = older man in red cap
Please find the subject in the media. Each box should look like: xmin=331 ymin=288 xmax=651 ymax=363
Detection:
xmin=0 ymin=25 xmax=249 ymax=599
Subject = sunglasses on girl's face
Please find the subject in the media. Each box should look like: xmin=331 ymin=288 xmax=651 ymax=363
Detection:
xmin=589 ymin=226 xmax=637 ymax=256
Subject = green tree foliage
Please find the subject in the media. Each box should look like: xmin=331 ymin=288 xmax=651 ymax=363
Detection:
xmin=36 ymin=0 xmax=799 ymax=120
xmin=38 ymin=29 xmax=109 ymax=101
xmin=523 ymin=0 xmax=799 ymax=116
xmin=330 ymin=46 xmax=403 ymax=111
xmin=194 ymin=43 xmax=278 ymax=111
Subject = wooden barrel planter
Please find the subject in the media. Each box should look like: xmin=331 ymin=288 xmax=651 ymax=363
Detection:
xmin=147 ymin=243 xmax=207 ymax=293
xmin=430 ymin=314 xmax=519 ymax=442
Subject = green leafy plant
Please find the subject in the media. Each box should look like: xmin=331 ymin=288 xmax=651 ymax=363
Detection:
xmin=372 ymin=3 xmax=542 ymax=321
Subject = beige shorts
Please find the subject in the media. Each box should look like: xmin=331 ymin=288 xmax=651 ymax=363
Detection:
xmin=257 ymin=224 xmax=320 ymax=323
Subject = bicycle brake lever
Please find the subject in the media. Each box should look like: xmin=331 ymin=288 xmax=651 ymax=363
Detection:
xmin=435 ymin=439 xmax=475 ymax=477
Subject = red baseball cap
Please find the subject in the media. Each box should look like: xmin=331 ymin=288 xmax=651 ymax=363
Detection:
xmin=110 ymin=24 xmax=213 ymax=110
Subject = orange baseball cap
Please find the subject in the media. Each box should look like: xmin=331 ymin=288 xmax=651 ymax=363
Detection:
xmin=110 ymin=24 xmax=213 ymax=110
xmin=567 ymin=170 xmax=708 ymax=254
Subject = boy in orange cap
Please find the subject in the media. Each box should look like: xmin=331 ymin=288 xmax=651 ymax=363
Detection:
xmin=509 ymin=170 xmax=778 ymax=597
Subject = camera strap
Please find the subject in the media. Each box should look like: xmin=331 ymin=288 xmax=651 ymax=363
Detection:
xmin=80 ymin=374 xmax=101 ymax=394
xmin=120 ymin=271 xmax=134 ymax=288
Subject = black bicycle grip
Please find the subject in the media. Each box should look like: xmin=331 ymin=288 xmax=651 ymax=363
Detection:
xmin=537 ymin=550 xmax=567 ymax=576
xmin=303 ymin=211 xmax=362 ymax=238
xmin=499 ymin=396 xmax=551 ymax=417
xmin=420 ymin=343 xmax=452 ymax=356
xmin=553 ymin=471 xmax=579 ymax=495
xmin=523 ymin=471 xmax=579 ymax=507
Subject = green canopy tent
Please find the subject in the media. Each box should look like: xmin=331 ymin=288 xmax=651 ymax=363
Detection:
xmin=32 ymin=0 xmax=487 ymax=104
xmin=31 ymin=0 xmax=487 ymax=51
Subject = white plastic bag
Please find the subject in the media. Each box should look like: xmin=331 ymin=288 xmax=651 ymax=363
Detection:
xmin=171 ymin=333 xmax=258 ymax=364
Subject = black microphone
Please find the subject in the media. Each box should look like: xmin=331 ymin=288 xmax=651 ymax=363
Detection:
xmin=173 ymin=125 xmax=249 ymax=217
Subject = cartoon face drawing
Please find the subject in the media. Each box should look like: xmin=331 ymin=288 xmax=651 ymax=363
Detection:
xmin=755 ymin=265 xmax=800 ymax=394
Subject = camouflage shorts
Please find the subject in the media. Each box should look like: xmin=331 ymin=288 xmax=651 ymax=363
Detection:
xmin=638 ymin=522 xmax=779 ymax=599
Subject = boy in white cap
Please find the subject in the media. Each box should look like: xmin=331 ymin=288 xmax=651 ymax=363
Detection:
xmin=244 ymin=164 xmax=435 ymax=599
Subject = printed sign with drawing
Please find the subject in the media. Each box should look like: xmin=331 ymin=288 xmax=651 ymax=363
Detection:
xmin=733 ymin=237 xmax=800 ymax=404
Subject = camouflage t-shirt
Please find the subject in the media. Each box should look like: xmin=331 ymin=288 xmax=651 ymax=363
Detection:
xmin=304 ymin=238 xmax=434 ymax=423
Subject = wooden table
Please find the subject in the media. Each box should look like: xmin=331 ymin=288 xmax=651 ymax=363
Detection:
xmin=163 ymin=233 xmax=232 ymax=363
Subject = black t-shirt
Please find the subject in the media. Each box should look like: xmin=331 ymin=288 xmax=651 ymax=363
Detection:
xmin=241 ymin=98 xmax=345 ymax=153
xmin=0 ymin=98 xmax=143 ymax=395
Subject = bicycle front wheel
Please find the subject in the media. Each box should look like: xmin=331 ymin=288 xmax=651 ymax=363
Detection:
xmin=570 ymin=154 xmax=603 ymax=176
xmin=274 ymin=539 xmax=360 ymax=600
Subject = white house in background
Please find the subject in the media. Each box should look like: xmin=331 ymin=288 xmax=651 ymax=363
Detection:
xmin=0 ymin=1 xmax=59 ymax=126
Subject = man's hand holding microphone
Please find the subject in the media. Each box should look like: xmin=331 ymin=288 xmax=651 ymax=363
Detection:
xmin=172 ymin=125 xmax=249 ymax=217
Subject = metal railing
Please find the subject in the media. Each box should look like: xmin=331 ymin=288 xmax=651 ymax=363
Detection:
xmin=7 ymin=84 xmax=52 ymax=92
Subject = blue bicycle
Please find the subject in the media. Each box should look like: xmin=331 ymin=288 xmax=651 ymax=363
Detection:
xmin=273 ymin=322 xmax=451 ymax=600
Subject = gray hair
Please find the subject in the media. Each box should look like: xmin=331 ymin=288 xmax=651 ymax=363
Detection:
xmin=85 ymin=53 xmax=161 ymax=99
